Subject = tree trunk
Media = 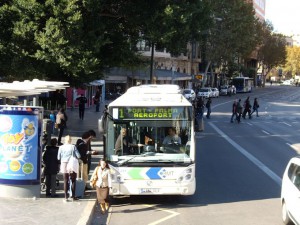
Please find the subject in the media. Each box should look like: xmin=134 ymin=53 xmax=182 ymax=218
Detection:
xmin=202 ymin=61 xmax=211 ymax=88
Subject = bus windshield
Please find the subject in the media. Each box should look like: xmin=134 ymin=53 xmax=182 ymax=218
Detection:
xmin=106 ymin=106 xmax=193 ymax=165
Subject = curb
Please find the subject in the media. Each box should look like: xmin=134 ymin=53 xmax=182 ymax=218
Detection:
xmin=77 ymin=191 xmax=97 ymax=225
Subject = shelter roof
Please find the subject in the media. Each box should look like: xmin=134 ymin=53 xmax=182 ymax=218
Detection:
xmin=0 ymin=79 xmax=69 ymax=97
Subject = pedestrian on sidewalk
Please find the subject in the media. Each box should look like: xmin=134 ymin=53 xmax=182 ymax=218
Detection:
xmin=76 ymin=131 xmax=96 ymax=192
xmin=49 ymin=110 xmax=56 ymax=134
xmin=76 ymin=94 xmax=87 ymax=120
xmin=87 ymin=129 xmax=97 ymax=174
xmin=90 ymin=158 xmax=112 ymax=214
xmin=205 ymin=97 xmax=212 ymax=119
xmin=56 ymin=108 xmax=68 ymax=145
xmin=42 ymin=138 xmax=59 ymax=197
xmin=57 ymin=135 xmax=81 ymax=202
xmin=251 ymin=97 xmax=260 ymax=117
xmin=94 ymin=87 xmax=101 ymax=112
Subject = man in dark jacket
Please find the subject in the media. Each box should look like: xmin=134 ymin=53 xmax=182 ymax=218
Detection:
xmin=76 ymin=132 xmax=95 ymax=191
xmin=42 ymin=138 xmax=60 ymax=197
xmin=76 ymin=94 xmax=87 ymax=120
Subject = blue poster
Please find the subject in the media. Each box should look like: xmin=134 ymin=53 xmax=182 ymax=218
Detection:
xmin=0 ymin=106 xmax=42 ymax=185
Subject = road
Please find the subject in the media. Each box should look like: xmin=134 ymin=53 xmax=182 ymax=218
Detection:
xmin=92 ymin=85 xmax=300 ymax=225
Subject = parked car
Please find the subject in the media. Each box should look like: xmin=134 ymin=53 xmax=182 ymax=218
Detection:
xmin=197 ymin=88 xmax=213 ymax=98
xmin=211 ymin=88 xmax=219 ymax=98
xmin=182 ymin=89 xmax=196 ymax=101
xmin=220 ymin=85 xmax=236 ymax=96
xmin=281 ymin=156 xmax=300 ymax=225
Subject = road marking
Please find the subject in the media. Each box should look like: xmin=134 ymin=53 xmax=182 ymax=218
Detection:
xmin=143 ymin=204 xmax=180 ymax=225
xmin=279 ymin=122 xmax=292 ymax=127
xmin=262 ymin=130 xmax=270 ymax=135
xmin=209 ymin=122 xmax=282 ymax=186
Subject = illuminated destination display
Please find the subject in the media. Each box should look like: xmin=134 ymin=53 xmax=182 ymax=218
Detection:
xmin=116 ymin=107 xmax=190 ymax=120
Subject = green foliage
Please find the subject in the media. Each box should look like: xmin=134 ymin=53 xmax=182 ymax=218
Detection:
xmin=257 ymin=21 xmax=287 ymax=72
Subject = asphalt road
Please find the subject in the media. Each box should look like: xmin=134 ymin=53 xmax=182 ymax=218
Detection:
xmin=93 ymin=85 xmax=300 ymax=225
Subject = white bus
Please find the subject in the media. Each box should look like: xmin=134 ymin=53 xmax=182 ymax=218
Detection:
xmin=231 ymin=77 xmax=253 ymax=93
xmin=99 ymin=84 xmax=196 ymax=195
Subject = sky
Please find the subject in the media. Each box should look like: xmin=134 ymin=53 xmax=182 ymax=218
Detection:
xmin=265 ymin=0 xmax=300 ymax=35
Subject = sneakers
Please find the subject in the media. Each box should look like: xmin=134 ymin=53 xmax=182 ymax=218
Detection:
xmin=63 ymin=198 xmax=70 ymax=203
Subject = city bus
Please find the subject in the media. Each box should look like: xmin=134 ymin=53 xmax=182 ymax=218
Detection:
xmin=231 ymin=77 xmax=253 ymax=93
xmin=98 ymin=84 xmax=196 ymax=195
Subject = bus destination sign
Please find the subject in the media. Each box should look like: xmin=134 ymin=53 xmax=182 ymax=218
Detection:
xmin=116 ymin=107 xmax=187 ymax=120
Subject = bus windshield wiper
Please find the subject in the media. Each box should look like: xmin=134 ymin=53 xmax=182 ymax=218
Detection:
xmin=118 ymin=152 xmax=155 ymax=166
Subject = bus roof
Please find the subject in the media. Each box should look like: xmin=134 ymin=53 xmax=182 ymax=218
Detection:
xmin=109 ymin=84 xmax=192 ymax=107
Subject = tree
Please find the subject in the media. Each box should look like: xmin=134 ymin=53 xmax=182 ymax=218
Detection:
xmin=199 ymin=0 xmax=261 ymax=87
xmin=256 ymin=21 xmax=286 ymax=86
xmin=284 ymin=46 xmax=300 ymax=77
xmin=0 ymin=0 xmax=211 ymax=85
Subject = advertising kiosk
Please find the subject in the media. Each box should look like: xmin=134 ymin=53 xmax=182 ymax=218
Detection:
xmin=0 ymin=105 xmax=43 ymax=198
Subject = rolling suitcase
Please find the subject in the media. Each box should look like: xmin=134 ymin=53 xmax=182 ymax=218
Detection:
xmin=75 ymin=163 xmax=85 ymax=198
xmin=69 ymin=163 xmax=85 ymax=198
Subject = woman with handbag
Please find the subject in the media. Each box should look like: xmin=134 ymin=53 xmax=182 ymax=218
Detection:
xmin=57 ymin=135 xmax=80 ymax=202
xmin=90 ymin=158 xmax=112 ymax=214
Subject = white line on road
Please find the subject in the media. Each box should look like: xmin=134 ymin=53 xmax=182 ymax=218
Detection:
xmin=143 ymin=204 xmax=180 ymax=225
xmin=209 ymin=122 xmax=282 ymax=186
xmin=262 ymin=130 xmax=270 ymax=135
xmin=279 ymin=122 xmax=292 ymax=127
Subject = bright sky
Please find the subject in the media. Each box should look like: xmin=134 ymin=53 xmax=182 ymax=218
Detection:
xmin=265 ymin=0 xmax=300 ymax=35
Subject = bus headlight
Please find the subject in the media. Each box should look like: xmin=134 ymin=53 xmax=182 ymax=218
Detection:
xmin=176 ymin=166 xmax=194 ymax=183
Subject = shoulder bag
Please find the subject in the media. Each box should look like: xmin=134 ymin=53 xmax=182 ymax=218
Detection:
xmin=90 ymin=166 xmax=100 ymax=188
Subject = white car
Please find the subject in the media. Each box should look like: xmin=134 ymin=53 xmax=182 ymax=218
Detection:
xmin=182 ymin=89 xmax=196 ymax=101
xmin=197 ymin=88 xmax=213 ymax=98
xmin=211 ymin=88 xmax=219 ymax=98
xmin=281 ymin=156 xmax=300 ymax=225
xmin=220 ymin=85 xmax=236 ymax=96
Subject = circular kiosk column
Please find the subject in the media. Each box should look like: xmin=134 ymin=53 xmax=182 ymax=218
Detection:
xmin=0 ymin=105 xmax=43 ymax=198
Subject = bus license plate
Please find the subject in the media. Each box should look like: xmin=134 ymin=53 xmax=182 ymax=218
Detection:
xmin=140 ymin=188 xmax=160 ymax=194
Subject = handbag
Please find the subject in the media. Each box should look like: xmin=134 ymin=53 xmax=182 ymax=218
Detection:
xmin=90 ymin=166 xmax=99 ymax=188
xmin=66 ymin=147 xmax=79 ymax=174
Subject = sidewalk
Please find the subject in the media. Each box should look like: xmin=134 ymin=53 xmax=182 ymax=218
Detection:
xmin=0 ymin=103 xmax=108 ymax=225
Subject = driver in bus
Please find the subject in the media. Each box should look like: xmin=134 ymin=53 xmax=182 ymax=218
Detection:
xmin=162 ymin=127 xmax=181 ymax=145
xmin=115 ymin=128 xmax=143 ymax=155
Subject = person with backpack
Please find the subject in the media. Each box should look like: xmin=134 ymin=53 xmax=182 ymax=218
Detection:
xmin=76 ymin=94 xmax=87 ymax=120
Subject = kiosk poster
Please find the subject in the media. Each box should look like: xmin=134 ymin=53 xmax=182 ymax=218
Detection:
xmin=0 ymin=106 xmax=42 ymax=185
